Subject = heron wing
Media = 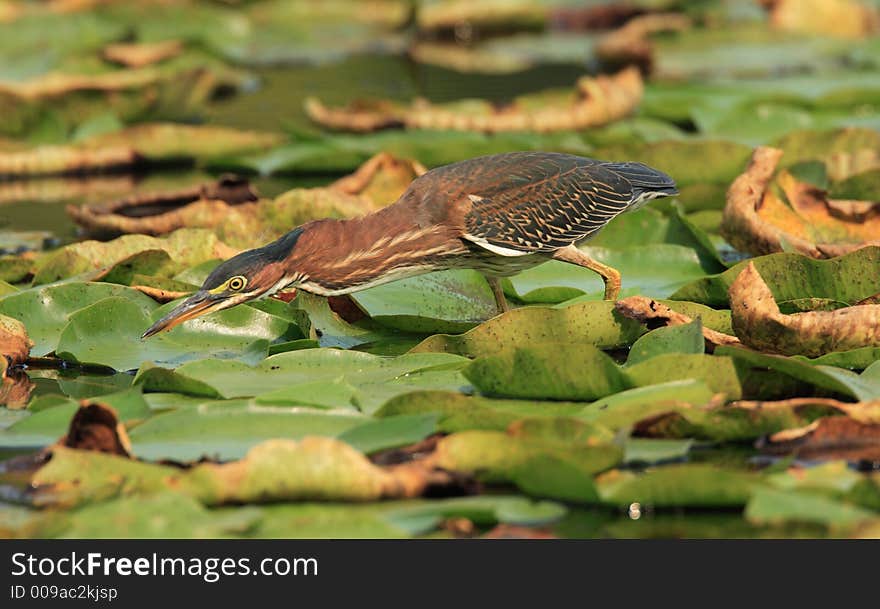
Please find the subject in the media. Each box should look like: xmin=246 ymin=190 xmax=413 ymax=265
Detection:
xmin=458 ymin=153 xmax=675 ymax=255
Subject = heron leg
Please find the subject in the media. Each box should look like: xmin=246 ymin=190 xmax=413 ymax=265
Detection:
xmin=552 ymin=245 xmax=621 ymax=301
xmin=485 ymin=276 xmax=510 ymax=314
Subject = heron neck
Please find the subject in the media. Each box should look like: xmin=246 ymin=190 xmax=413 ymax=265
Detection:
xmin=284 ymin=208 xmax=455 ymax=293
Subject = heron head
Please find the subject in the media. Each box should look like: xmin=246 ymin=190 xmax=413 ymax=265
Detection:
xmin=141 ymin=228 xmax=304 ymax=338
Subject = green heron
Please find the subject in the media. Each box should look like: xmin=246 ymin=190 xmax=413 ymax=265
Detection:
xmin=142 ymin=151 xmax=677 ymax=337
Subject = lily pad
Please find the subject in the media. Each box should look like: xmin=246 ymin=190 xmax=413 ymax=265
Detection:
xmin=672 ymin=246 xmax=880 ymax=307
xmin=0 ymin=282 xmax=157 ymax=356
xmin=55 ymin=296 xmax=299 ymax=371
xmin=465 ymin=343 xmax=632 ymax=401
xmin=127 ymin=400 xmax=368 ymax=461
xmin=134 ymin=349 xmax=471 ymax=414
xmin=351 ymin=270 xmax=498 ymax=333
xmin=411 ymin=300 xmax=644 ymax=357
xmin=626 ymin=319 xmax=704 ymax=365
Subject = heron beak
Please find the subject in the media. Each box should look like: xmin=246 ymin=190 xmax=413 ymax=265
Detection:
xmin=141 ymin=290 xmax=225 ymax=338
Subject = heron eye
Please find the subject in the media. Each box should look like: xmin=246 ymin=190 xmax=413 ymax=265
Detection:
xmin=227 ymin=276 xmax=246 ymax=291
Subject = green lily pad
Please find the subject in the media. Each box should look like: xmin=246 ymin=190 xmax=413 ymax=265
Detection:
xmin=624 ymin=439 xmax=694 ymax=465
xmin=465 ymin=343 xmax=632 ymax=401
xmin=220 ymin=129 xmax=593 ymax=175
xmin=506 ymin=244 xmax=712 ymax=304
xmin=31 ymin=229 xmax=232 ymax=285
xmin=127 ymin=400 xmax=367 ymax=462
xmin=42 ymin=493 xmax=262 ymax=539
xmin=579 ymin=380 xmax=716 ymax=429
xmin=410 ymin=300 xmax=644 ymax=357
xmin=624 ymin=353 xmax=743 ymax=400
xmin=597 ymin=464 xmax=758 ymax=508
xmin=435 ymin=430 xmax=622 ymax=487
xmin=717 ymin=346 xmax=873 ymax=401
xmin=376 ymin=390 xmax=586 ymax=432
xmin=337 ymin=413 xmax=439 ymax=455
xmin=55 ymin=295 xmax=299 ymax=371
xmin=745 ymin=488 xmax=877 ymax=531
xmin=672 ymin=246 xmax=880 ymax=307
xmin=626 ymin=319 xmax=705 ymax=366
xmin=0 ymin=282 xmax=154 ymax=356
xmin=351 ymin=270 xmax=498 ymax=333
xmin=0 ymin=389 xmax=151 ymax=449
xmin=134 ymin=349 xmax=470 ymax=415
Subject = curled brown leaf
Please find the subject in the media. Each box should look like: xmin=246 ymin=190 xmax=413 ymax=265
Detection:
xmin=67 ymin=175 xmax=260 ymax=237
xmin=721 ymin=146 xmax=880 ymax=258
xmin=67 ymin=153 xmax=424 ymax=242
xmin=0 ymin=314 xmax=32 ymax=366
xmin=614 ymin=295 xmax=740 ymax=350
xmin=305 ymin=69 xmax=643 ymax=134
xmin=729 ymin=261 xmax=880 ymax=356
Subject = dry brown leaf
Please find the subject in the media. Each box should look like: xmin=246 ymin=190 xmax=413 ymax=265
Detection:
xmin=0 ymin=313 xmax=32 ymax=409
xmin=614 ymin=296 xmax=740 ymax=349
xmin=758 ymin=416 xmax=880 ymax=462
xmin=305 ymin=68 xmax=643 ymax=134
xmin=729 ymin=261 xmax=880 ymax=356
xmin=329 ymin=151 xmax=427 ymax=201
xmin=67 ymin=175 xmax=260 ymax=236
xmin=0 ymin=314 xmax=32 ymax=366
xmin=762 ymin=0 xmax=880 ymax=38
xmin=67 ymin=153 xmax=423 ymax=241
xmin=102 ymin=40 xmax=184 ymax=68
xmin=59 ymin=402 xmax=133 ymax=457
xmin=596 ymin=13 xmax=691 ymax=73
xmin=721 ymin=146 xmax=880 ymax=258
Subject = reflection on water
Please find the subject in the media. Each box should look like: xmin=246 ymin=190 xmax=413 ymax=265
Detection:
xmin=24 ymin=367 xmax=134 ymax=401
